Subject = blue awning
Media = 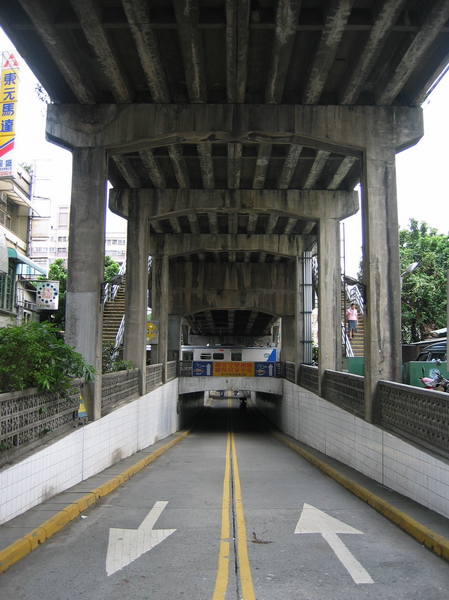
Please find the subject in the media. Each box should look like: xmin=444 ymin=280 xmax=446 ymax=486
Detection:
xmin=7 ymin=248 xmax=47 ymax=276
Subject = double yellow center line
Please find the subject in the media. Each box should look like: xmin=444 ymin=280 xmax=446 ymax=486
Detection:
xmin=213 ymin=399 xmax=255 ymax=600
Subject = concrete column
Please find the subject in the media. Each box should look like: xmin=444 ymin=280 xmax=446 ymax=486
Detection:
xmin=318 ymin=217 xmax=342 ymax=392
xmin=151 ymin=253 xmax=169 ymax=380
xmin=124 ymin=193 xmax=149 ymax=394
xmin=168 ymin=314 xmax=182 ymax=362
xmin=361 ymin=146 xmax=401 ymax=421
xmin=65 ymin=147 xmax=107 ymax=420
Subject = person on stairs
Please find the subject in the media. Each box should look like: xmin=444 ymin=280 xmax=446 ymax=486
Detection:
xmin=346 ymin=303 xmax=358 ymax=340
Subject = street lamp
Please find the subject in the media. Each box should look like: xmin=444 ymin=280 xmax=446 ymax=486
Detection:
xmin=401 ymin=262 xmax=419 ymax=277
xmin=400 ymin=262 xmax=419 ymax=290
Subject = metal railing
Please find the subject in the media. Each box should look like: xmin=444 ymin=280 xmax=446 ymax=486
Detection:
xmin=4 ymin=360 xmax=449 ymax=463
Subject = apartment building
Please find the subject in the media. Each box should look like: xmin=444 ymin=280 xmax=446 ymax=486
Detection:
xmin=29 ymin=160 xmax=127 ymax=272
xmin=0 ymin=166 xmax=46 ymax=327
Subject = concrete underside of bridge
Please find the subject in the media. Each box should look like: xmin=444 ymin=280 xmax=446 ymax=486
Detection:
xmin=5 ymin=0 xmax=445 ymax=424
xmin=50 ymin=103 xmax=423 ymax=421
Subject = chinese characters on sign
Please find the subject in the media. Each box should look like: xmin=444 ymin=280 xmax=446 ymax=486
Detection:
xmin=36 ymin=281 xmax=59 ymax=310
xmin=0 ymin=52 xmax=19 ymax=178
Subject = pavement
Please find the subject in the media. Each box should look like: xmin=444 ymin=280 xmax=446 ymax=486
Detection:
xmin=2 ymin=411 xmax=449 ymax=575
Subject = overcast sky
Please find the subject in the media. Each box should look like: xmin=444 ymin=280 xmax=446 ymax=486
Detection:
xmin=2 ymin=29 xmax=449 ymax=275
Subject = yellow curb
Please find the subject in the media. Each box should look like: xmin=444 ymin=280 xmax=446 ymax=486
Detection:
xmin=0 ymin=429 xmax=190 ymax=574
xmin=271 ymin=429 xmax=449 ymax=562
xmin=0 ymin=538 xmax=31 ymax=573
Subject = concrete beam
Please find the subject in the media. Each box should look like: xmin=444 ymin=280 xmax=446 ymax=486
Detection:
xmin=178 ymin=376 xmax=283 ymax=395
xmin=46 ymin=104 xmax=423 ymax=155
xmin=149 ymin=233 xmax=314 ymax=258
xmin=109 ymin=188 xmax=359 ymax=222
xmin=168 ymin=262 xmax=296 ymax=315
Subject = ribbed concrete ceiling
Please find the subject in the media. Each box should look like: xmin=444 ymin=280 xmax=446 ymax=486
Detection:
xmin=1 ymin=0 xmax=448 ymax=336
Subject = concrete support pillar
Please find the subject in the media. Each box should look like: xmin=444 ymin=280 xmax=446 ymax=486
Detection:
xmin=281 ymin=256 xmax=303 ymax=382
xmin=65 ymin=147 xmax=107 ymax=421
xmin=168 ymin=314 xmax=182 ymax=362
xmin=152 ymin=253 xmax=169 ymax=381
xmin=124 ymin=194 xmax=149 ymax=394
xmin=318 ymin=218 xmax=342 ymax=392
xmin=362 ymin=146 xmax=402 ymax=421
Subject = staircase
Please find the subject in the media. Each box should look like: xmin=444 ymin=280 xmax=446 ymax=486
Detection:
xmin=102 ymin=279 xmax=126 ymax=345
xmin=342 ymin=291 xmax=365 ymax=357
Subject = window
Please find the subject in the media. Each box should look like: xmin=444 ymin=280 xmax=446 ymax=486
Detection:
xmin=231 ymin=352 xmax=242 ymax=361
xmin=182 ymin=351 xmax=193 ymax=361
xmin=0 ymin=266 xmax=14 ymax=311
xmin=58 ymin=236 xmax=67 ymax=242
xmin=58 ymin=211 xmax=69 ymax=229
xmin=200 ymin=353 xmax=212 ymax=360
xmin=213 ymin=353 xmax=224 ymax=360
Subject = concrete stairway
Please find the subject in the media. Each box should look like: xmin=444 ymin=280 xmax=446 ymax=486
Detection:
xmin=102 ymin=279 xmax=126 ymax=345
xmin=342 ymin=293 xmax=364 ymax=357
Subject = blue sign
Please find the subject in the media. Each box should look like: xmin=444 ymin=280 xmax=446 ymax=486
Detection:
xmin=192 ymin=361 xmax=213 ymax=376
xmin=254 ymin=362 xmax=275 ymax=377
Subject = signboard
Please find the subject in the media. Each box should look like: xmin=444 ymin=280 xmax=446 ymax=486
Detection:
xmin=0 ymin=52 xmax=19 ymax=178
xmin=193 ymin=361 xmax=213 ymax=376
xmin=36 ymin=280 xmax=59 ymax=310
xmin=191 ymin=361 xmax=276 ymax=377
xmin=254 ymin=362 xmax=275 ymax=377
xmin=213 ymin=362 xmax=255 ymax=377
xmin=146 ymin=321 xmax=159 ymax=344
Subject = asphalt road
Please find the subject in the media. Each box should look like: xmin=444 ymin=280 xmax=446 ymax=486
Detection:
xmin=2 ymin=395 xmax=449 ymax=600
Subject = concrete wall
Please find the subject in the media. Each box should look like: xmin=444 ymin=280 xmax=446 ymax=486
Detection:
xmin=0 ymin=380 xmax=203 ymax=525
xmin=254 ymin=380 xmax=449 ymax=520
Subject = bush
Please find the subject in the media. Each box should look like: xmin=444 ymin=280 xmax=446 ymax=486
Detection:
xmin=102 ymin=342 xmax=136 ymax=374
xmin=0 ymin=322 xmax=95 ymax=394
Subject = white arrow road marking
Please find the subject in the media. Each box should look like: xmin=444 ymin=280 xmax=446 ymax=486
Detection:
xmin=295 ymin=503 xmax=374 ymax=584
xmin=106 ymin=500 xmax=176 ymax=576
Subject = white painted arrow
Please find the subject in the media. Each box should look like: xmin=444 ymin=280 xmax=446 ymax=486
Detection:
xmin=106 ymin=500 xmax=176 ymax=576
xmin=295 ymin=503 xmax=373 ymax=584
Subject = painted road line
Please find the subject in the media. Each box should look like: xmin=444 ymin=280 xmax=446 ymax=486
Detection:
xmin=212 ymin=399 xmax=256 ymax=600
xmin=0 ymin=429 xmax=191 ymax=575
xmin=231 ymin=432 xmax=256 ymax=599
xmin=212 ymin=431 xmax=231 ymax=600
xmin=295 ymin=503 xmax=373 ymax=584
xmin=106 ymin=500 xmax=176 ymax=576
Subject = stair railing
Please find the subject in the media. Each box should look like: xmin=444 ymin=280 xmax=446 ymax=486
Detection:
xmin=344 ymin=282 xmax=365 ymax=315
xmin=102 ymin=259 xmax=127 ymax=304
xmin=112 ymin=315 xmax=126 ymax=358
xmin=342 ymin=322 xmax=354 ymax=357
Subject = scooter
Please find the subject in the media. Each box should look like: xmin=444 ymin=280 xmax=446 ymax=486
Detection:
xmin=419 ymin=362 xmax=449 ymax=393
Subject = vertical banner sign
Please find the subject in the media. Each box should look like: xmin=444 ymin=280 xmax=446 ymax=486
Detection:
xmin=0 ymin=52 xmax=20 ymax=178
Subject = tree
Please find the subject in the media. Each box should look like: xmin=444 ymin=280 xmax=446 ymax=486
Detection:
xmin=104 ymin=255 xmax=120 ymax=282
xmin=400 ymin=219 xmax=449 ymax=343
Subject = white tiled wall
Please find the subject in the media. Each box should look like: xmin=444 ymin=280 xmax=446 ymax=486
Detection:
xmin=255 ymin=380 xmax=449 ymax=520
xmin=0 ymin=380 xmax=180 ymax=525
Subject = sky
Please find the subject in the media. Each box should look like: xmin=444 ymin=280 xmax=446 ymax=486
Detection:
xmin=2 ymin=28 xmax=449 ymax=275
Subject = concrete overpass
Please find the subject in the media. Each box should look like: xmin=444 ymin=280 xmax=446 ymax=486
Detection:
xmin=1 ymin=0 xmax=448 ymax=421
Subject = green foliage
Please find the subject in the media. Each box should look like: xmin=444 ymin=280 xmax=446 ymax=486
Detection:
xmin=102 ymin=342 xmax=136 ymax=374
xmin=400 ymin=219 xmax=449 ymax=343
xmin=104 ymin=256 xmax=120 ymax=282
xmin=0 ymin=322 xmax=95 ymax=394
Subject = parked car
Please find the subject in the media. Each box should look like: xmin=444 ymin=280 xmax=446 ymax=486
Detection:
xmin=416 ymin=342 xmax=447 ymax=362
